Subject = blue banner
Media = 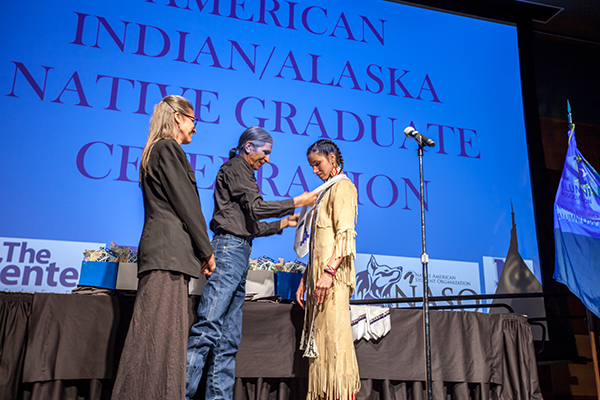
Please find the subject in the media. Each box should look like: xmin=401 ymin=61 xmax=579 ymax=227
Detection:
xmin=554 ymin=127 xmax=600 ymax=318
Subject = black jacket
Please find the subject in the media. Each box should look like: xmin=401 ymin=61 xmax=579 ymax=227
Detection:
xmin=210 ymin=156 xmax=295 ymax=241
xmin=138 ymin=139 xmax=212 ymax=278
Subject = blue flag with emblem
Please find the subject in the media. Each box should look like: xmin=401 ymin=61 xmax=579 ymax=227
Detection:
xmin=554 ymin=126 xmax=600 ymax=318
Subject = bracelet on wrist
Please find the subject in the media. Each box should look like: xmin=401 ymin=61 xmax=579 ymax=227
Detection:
xmin=324 ymin=265 xmax=336 ymax=276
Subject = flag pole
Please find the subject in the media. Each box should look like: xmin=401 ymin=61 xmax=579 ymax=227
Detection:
xmin=585 ymin=309 xmax=600 ymax=400
xmin=567 ymin=99 xmax=573 ymax=130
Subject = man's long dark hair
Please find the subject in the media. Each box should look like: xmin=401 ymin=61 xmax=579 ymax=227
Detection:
xmin=230 ymin=126 xmax=273 ymax=159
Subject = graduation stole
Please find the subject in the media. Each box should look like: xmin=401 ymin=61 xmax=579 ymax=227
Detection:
xmin=294 ymin=173 xmax=348 ymax=258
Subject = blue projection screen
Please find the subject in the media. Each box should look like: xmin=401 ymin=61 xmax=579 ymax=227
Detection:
xmin=0 ymin=0 xmax=541 ymax=298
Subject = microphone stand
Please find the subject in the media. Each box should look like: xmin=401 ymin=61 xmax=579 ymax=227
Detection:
xmin=417 ymin=139 xmax=433 ymax=400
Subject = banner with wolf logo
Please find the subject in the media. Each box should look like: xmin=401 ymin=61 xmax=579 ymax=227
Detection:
xmin=354 ymin=253 xmax=482 ymax=308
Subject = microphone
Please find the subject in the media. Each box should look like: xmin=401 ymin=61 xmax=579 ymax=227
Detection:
xmin=404 ymin=127 xmax=435 ymax=147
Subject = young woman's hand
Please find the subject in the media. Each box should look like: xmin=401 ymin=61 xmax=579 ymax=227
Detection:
xmin=296 ymin=277 xmax=306 ymax=309
xmin=314 ymin=271 xmax=333 ymax=304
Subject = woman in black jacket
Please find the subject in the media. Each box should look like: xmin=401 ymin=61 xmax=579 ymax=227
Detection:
xmin=112 ymin=95 xmax=215 ymax=400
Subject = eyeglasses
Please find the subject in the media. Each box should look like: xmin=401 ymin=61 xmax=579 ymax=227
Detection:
xmin=180 ymin=112 xmax=199 ymax=128
xmin=164 ymin=101 xmax=198 ymax=127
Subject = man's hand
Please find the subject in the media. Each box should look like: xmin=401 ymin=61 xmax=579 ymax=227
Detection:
xmin=280 ymin=214 xmax=300 ymax=229
xmin=293 ymin=191 xmax=317 ymax=207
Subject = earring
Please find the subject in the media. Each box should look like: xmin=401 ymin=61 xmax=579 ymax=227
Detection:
xmin=331 ymin=165 xmax=338 ymax=177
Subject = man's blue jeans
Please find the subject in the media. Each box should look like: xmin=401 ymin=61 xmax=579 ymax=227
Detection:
xmin=186 ymin=234 xmax=251 ymax=400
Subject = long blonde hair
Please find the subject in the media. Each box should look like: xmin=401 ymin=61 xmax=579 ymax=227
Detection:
xmin=140 ymin=95 xmax=193 ymax=181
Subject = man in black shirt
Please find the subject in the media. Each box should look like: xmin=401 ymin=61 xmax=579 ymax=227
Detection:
xmin=186 ymin=126 xmax=316 ymax=400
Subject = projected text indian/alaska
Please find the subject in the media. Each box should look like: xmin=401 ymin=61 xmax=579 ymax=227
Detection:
xmin=68 ymin=14 xmax=439 ymax=101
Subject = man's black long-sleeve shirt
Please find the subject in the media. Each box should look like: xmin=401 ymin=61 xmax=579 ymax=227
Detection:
xmin=210 ymin=156 xmax=295 ymax=240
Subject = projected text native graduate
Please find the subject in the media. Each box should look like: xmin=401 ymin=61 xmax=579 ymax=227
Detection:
xmin=296 ymin=139 xmax=361 ymax=400
xmin=111 ymin=95 xmax=215 ymax=400
xmin=185 ymin=126 xmax=318 ymax=400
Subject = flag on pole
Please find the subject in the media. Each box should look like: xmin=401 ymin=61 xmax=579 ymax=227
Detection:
xmin=554 ymin=126 xmax=600 ymax=318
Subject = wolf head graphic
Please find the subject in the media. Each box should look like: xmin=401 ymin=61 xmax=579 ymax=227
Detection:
xmin=355 ymin=255 xmax=403 ymax=299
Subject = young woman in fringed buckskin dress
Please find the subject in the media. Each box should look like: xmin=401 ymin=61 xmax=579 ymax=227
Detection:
xmin=296 ymin=139 xmax=360 ymax=400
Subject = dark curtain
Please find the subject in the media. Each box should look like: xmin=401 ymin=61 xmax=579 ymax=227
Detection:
xmin=0 ymin=292 xmax=32 ymax=400
xmin=500 ymin=314 xmax=543 ymax=400
xmin=0 ymin=293 xmax=543 ymax=400
xmin=235 ymin=378 xmax=504 ymax=400
xmin=20 ymin=380 xmax=111 ymax=400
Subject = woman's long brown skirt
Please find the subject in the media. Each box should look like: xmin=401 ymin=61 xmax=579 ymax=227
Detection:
xmin=111 ymin=270 xmax=189 ymax=400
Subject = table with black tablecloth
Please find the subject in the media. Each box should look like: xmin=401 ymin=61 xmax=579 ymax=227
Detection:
xmin=0 ymin=292 xmax=542 ymax=400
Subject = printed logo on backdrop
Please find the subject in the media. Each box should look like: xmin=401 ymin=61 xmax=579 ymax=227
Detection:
xmin=0 ymin=238 xmax=104 ymax=293
xmin=354 ymin=254 xmax=482 ymax=309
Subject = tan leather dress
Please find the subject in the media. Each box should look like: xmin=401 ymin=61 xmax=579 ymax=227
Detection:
xmin=300 ymin=178 xmax=360 ymax=400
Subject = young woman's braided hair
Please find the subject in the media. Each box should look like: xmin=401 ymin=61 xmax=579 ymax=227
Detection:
xmin=306 ymin=139 xmax=344 ymax=171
